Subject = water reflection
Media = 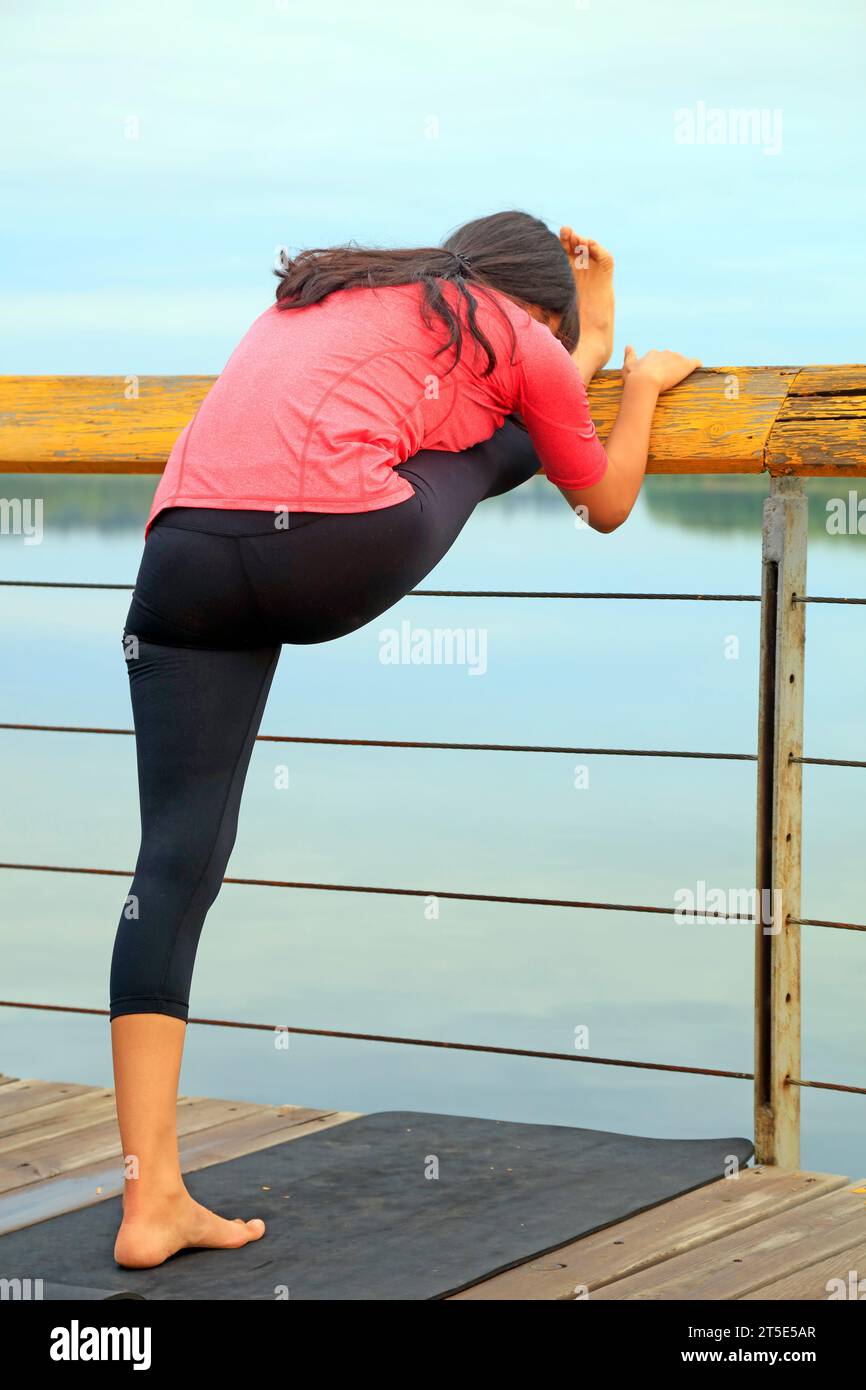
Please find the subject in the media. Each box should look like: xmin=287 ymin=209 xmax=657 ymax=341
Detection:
xmin=6 ymin=471 xmax=865 ymax=546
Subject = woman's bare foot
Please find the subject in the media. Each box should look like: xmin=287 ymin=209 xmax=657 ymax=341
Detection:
xmin=114 ymin=1188 xmax=266 ymax=1269
xmin=559 ymin=226 xmax=615 ymax=368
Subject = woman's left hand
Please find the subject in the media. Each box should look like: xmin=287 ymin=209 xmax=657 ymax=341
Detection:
xmin=559 ymin=227 xmax=615 ymax=363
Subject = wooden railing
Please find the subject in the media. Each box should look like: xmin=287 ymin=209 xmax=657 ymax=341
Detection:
xmin=1 ymin=367 xmax=864 ymax=1169
xmin=0 ymin=366 xmax=864 ymax=476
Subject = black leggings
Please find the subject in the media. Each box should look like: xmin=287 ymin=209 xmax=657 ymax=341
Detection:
xmin=109 ymin=421 xmax=540 ymax=1021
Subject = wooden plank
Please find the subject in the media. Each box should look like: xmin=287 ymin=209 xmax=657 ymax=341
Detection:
xmin=766 ymin=419 xmax=866 ymax=476
xmin=591 ymin=1180 xmax=866 ymax=1300
xmin=0 ymin=375 xmax=213 ymax=472
xmin=0 ymin=1079 xmax=94 ymax=1120
xmin=0 ymin=1089 xmax=118 ymax=1149
xmin=0 ymin=1106 xmax=358 ymax=1236
xmin=786 ymin=365 xmax=866 ymax=395
xmin=0 ymin=1094 xmax=265 ymax=1192
xmin=768 ymin=367 xmax=866 ymax=473
xmin=7 ymin=366 xmax=858 ymax=477
xmin=451 ymin=1167 xmax=847 ymax=1301
xmin=739 ymin=1240 xmax=866 ymax=1300
xmin=588 ymin=366 xmax=795 ymax=475
xmin=776 ymin=396 xmax=866 ymax=420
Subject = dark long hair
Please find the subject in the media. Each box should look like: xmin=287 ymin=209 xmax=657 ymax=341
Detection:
xmin=273 ymin=210 xmax=578 ymax=376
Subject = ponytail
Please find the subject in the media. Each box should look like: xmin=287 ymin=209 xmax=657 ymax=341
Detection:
xmin=275 ymin=243 xmax=502 ymax=375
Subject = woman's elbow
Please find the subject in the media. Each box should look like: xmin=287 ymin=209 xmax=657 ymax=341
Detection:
xmin=589 ymin=503 xmax=632 ymax=534
xmin=556 ymin=471 xmax=636 ymax=534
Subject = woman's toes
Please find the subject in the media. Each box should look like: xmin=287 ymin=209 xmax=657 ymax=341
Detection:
xmin=192 ymin=1208 xmax=265 ymax=1249
xmin=232 ymin=1216 xmax=265 ymax=1233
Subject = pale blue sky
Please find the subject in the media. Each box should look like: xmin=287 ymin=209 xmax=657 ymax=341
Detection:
xmin=2 ymin=0 xmax=864 ymax=369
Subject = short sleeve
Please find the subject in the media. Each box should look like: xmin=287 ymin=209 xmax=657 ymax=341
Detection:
xmin=512 ymin=320 xmax=609 ymax=490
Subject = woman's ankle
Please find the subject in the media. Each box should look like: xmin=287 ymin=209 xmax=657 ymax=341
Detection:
xmin=121 ymin=1173 xmax=188 ymax=1216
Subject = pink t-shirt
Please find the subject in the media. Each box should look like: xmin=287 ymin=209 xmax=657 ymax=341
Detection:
xmin=145 ymin=282 xmax=608 ymax=534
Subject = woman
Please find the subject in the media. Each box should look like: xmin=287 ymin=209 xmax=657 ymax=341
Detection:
xmin=110 ymin=209 xmax=699 ymax=1268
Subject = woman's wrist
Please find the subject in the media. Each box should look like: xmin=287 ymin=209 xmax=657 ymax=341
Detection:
xmin=606 ymin=372 xmax=660 ymax=467
xmin=621 ymin=369 xmax=661 ymax=403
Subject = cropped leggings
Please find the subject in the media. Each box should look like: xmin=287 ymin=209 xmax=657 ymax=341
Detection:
xmin=109 ymin=421 xmax=541 ymax=1020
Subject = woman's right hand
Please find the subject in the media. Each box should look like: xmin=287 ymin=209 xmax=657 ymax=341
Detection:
xmin=621 ymin=344 xmax=701 ymax=392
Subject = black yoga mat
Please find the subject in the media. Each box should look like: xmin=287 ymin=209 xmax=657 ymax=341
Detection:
xmin=0 ymin=1111 xmax=753 ymax=1300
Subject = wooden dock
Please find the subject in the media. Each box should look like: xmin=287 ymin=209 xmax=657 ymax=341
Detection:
xmin=0 ymin=1072 xmax=861 ymax=1300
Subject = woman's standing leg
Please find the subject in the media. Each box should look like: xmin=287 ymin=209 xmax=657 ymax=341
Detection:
xmin=109 ymin=419 xmax=539 ymax=1266
xmin=111 ymin=637 xmax=279 ymax=1267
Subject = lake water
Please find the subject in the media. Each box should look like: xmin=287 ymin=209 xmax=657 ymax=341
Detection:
xmin=1 ymin=472 xmax=863 ymax=1175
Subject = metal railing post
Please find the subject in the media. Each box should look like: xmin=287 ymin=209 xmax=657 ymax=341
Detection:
xmin=754 ymin=476 xmax=807 ymax=1166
